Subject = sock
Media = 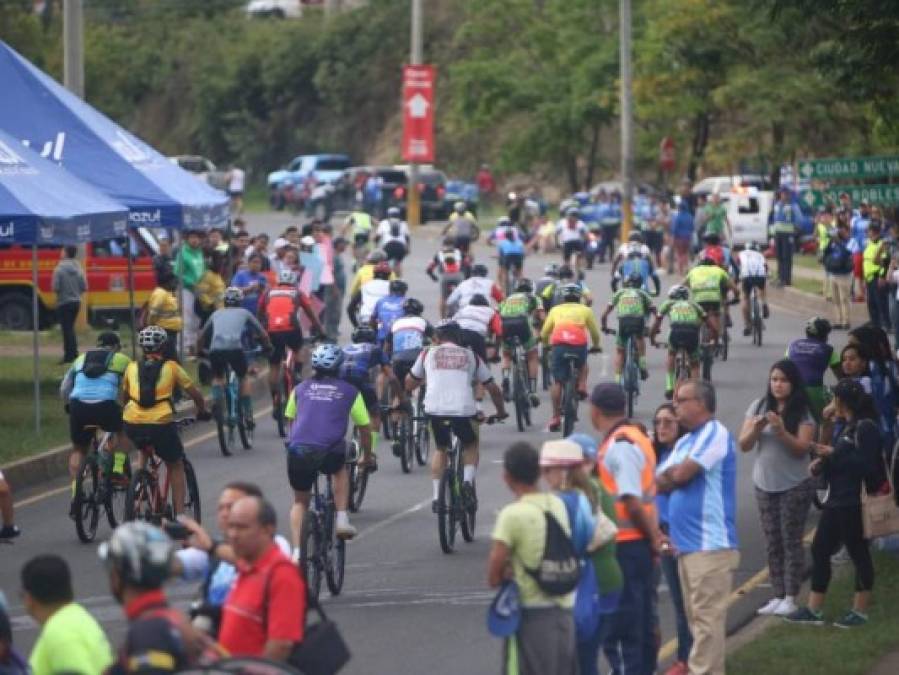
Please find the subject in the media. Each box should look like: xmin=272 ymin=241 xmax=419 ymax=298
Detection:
xmin=370 ymin=431 xmax=379 ymax=454
xmin=639 ymin=356 xmax=647 ymax=370
xmin=529 ymin=378 xmax=537 ymax=394
xmin=336 ymin=510 xmax=349 ymax=527
xmin=112 ymin=451 xmax=127 ymax=474
xmin=71 ymin=478 xmax=76 ymax=498
xmin=463 ymin=465 xmax=476 ymax=484
xmin=432 ymin=479 xmax=440 ymax=501
xmin=665 ymin=371 xmax=674 ymax=391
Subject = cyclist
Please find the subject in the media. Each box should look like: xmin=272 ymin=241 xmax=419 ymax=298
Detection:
xmin=340 ymin=325 xmax=392 ymax=458
xmin=601 ymin=271 xmax=656 ymax=382
xmin=649 ymin=285 xmax=709 ymax=400
xmin=347 ymin=260 xmax=392 ymax=328
xmin=348 ymin=249 xmax=395 ymax=299
xmin=284 ymin=343 xmax=374 ymax=548
xmin=683 ymin=256 xmax=739 ymax=349
xmin=495 ymin=218 xmax=526 ymax=293
xmin=555 ymin=206 xmax=589 ymax=273
xmin=541 ymin=283 xmax=602 ymax=432
xmin=200 ymin=288 xmax=273 ymax=430
xmin=534 ymin=263 xmax=561 ymax=311
xmin=371 ymin=279 xmax=408 ymax=346
xmin=540 ymin=264 xmax=594 ymax=309
xmin=60 ymin=332 xmax=131 ymax=512
xmin=498 ymin=278 xmax=541 ymax=406
xmin=735 ymin=241 xmax=770 ymax=335
xmin=442 ymin=201 xmax=478 ymax=255
xmin=446 ymin=263 xmax=504 ymax=312
xmin=406 ymin=320 xmax=507 ymax=512
xmin=123 ymin=326 xmax=209 ymax=517
xmin=427 ymin=236 xmax=469 ymax=318
xmin=340 ymin=211 xmax=375 ymax=270
xmin=786 ymin=317 xmax=842 ymax=419
xmin=375 ymin=207 xmax=411 ymax=276
xmin=386 ymin=298 xmax=433 ymax=445
xmin=611 ymin=232 xmax=661 ymax=295
xmin=257 ymin=269 xmax=324 ymax=408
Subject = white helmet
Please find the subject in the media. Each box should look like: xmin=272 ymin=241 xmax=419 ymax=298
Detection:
xmin=137 ymin=325 xmax=167 ymax=353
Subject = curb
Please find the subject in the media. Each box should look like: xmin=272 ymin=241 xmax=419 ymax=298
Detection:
xmin=766 ymin=282 xmax=870 ymax=325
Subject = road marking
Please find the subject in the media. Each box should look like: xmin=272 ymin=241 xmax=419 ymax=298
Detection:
xmin=353 ymin=498 xmax=431 ymax=543
xmin=13 ymin=404 xmax=274 ymax=510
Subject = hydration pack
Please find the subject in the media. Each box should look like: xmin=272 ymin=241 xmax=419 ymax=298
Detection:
xmin=138 ymin=359 xmax=166 ymax=408
xmin=80 ymin=349 xmax=114 ymax=378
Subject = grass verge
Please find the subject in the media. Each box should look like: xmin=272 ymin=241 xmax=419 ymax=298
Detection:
xmin=791 ymin=276 xmax=826 ymax=297
xmin=727 ymin=551 xmax=899 ymax=675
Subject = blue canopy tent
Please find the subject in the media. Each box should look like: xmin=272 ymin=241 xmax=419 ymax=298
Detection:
xmin=0 ymin=129 xmax=128 ymax=433
xmin=0 ymin=40 xmax=230 ymax=352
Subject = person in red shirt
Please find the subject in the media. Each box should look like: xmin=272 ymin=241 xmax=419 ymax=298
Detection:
xmin=476 ymin=164 xmax=496 ymax=197
xmin=219 ymin=496 xmax=306 ymax=662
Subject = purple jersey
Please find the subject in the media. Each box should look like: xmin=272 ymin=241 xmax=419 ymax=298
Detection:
xmin=787 ymin=338 xmax=835 ymax=388
xmin=287 ymin=376 xmax=359 ymax=453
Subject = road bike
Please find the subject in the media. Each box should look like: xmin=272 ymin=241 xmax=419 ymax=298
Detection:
xmin=605 ymin=328 xmax=641 ymax=419
xmin=125 ymin=417 xmax=202 ymax=524
xmin=507 ymin=336 xmax=534 ymax=432
xmin=299 ymin=470 xmax=345 ymax=603
xmin=556 ymin=347 xmax=601 ymax=437
xmin=72 ymin=428 xmax=132 ymax=543
xmin=749 ymin=285 xmax=764 ymax=346
xmin=211 ymin=349 xmax=259 ymax=456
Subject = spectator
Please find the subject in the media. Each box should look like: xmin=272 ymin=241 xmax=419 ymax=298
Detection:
xmin=175 ymin=229 xmax=207 ymax=357
xmin=153 ymin=232 xmax=175 ymax=282
xmin=206 ymin=228 xmax=229 ymax=255
xmin=651 ymin=404 xmax=692 ymax=675
xmin=477 ymin=164 xmax=496 ymax=202
xmin=0 ymin=591 xmax=28 ymax=674
xmin=671 ymin=202 xmax=694 ymax=275
xmin=738 ymin=360 xmax=815 ymax=617
xmin=887 ymin=220 xmax=899 ymax=352
xmin=249 ymin=233 xmax=272 ymax=272
xmin=329 ymin=237 xmax=349 ymax=339
xmin=786 ymin=379 xmax=880 ymax=628
xmin=823 ymin=218 xmax=857 ymax=329
xmin=847 ymin=324 xmax=898 ymax=452
xmin=145 ymin=271 xmax=183 ymax=362
xmin=591 ymin=383 xmax=661 ymax=675
xmin=862 ymin=221 xmax=890 ymax=329
xmin=226 ymin=164 xmax=246 ymax=216
xmin=219 ymin=496 xmax=305 ymax=661
xmin=770 ymin=187 xmax=803 ymax=286
xmin=283 ymin=225 xmax=301 ymax=248
xmin=850 ymin=200 xmax=871 ymax=252
xmin=487 ymin=442 xmax=578 ymax=675
xmin=52 ymin=245 xmax=87 ymax=364
xmin=0 ymin=470 xmax=19 ymax=539
xmin=193 ymin=250 xmax=227 ymax=328
xmin=657 ymin=380 xmax=739 ymax=675
xmin=269 ymin=237 xmax=290 ymax=277
xmin=786 ymin=317 xmax=841 ymax=420
xmin=232 ymin=253 xmax=267 ymax=315
xmin=838 ymin=343 xmax=873 ymax=394
xmin=229 ymin=228 xmax=251 ymax=279
xmin=299 ymin=235 xmax=324 ymax=297
xmin=22 ymin=554 xmax=113 ymax=675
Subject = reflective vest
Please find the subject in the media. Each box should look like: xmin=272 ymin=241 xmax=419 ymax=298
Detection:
xmin=350 ymin=212 xmax=373 ymax=235
xmin=863 ymin=240 xmax=886 ymax=282
xmin=816 ymin=222 xmax=830 ymax=253
xmin=597 ymin=424 xmax=658 ymax=543
xmin=771 ymin=201 xmax=796 ymax=235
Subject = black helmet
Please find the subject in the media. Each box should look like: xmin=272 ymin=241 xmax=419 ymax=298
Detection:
xmin=699 ymin=256 xmax=717 ymax=266
xmin=623 ymin=272 xmax=643 ymax=289
xmin=435 ymin=319 xmax=462 ymax=343
xmin=628 ymin=231 xmax=644 ymax=243
xmin=558 ymin=265 xmax=574 ymax=280
xmin=806 ymin=316 xmax=831 ymax=340
xmin=560 ymin=283 xmax=582 ymax=302
xmin=389 ymin=279 xmax=408 ymax=295
xmin=97 ymin=331 xmax=121 ymax=349
xmin=352 ymin=326 xmax=377 ymax=344
xmin=516 ymin=278 xmax=534 ymax=294
xmin=403 ymin=298 xmax=424 ymax=315
xmin=469 ymin=293 xmax=490 ymax=307
xmin=471 ymin=263 xmax=488 ymax=277
xmin=703 ymin=232 xmax=721 ymax=245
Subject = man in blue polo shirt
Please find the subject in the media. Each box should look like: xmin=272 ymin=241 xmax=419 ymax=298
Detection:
xmin=656 ymin=379 xmax=738 ymax=675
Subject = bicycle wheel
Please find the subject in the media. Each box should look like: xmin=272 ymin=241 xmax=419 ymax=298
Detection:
xmin=379 ymin=386 xmax=392 ymax=440
xmin=213 ymin=394 xmax=231 ymax=457
xmin=275 ymin=373 xmax=288 ymax=438
xmin=400 ymin=417 xmax=414 ymax=474
xmin=513 ymin=361 xmax=527 ymax=433
xmin=437 ymin=468 xmax=457 ymax=554
xmin=721 ymin=324 xmax=729 ymax=362
xmin=237 ymin=408 xmax=252 ymax=451
xmin=73 ymin=454 xmax=101 ymax=543
xmin=325 ymin=502 xmax=346 ymax=596
xmin=182 ymin=459 xmax=202 ymax=524
xmin=106 ymin=456 xmax=131 ymax=529
xmin=299 ymin=513 xmax=323 ymax=603
xmin=459 ymin=453 xmax=476 ymax=544
xmin=414 ymin=398 xmax=430 ymax=467
xmin=701 ymin=347 xmax=713 ymax=382
xmin=125 ymin=469 xmax=154 ymax=522
xmin=541 ymin=347 xmax=552 ymax=390
xmin=347 ymin=460 xmax=360 ymax=513
xmin=562 ymin=376 xmax=577 ymax=437
xmin=351 ymin=449 xmax=369 ymax=513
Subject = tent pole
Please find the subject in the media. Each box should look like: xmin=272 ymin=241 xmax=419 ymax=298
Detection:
xmin=177 ymin=230 xmax=184 ymax=363
xmin=32 ymin=243 xmax=41 ymax=434
xmin=128 ymin=232 xmax=136 ymax=359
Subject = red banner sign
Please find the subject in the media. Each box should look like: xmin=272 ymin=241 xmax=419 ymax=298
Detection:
xmin=402 ymin=65 xmax=435 ymax=163
xmin=660 ymin=136 xmax=676 ymax=173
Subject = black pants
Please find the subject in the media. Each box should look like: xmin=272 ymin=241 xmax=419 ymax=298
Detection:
xmin=865 ymin=279 xmax=890 ymax=330
xmin=810 ymin=504 xmax=874 ymax=594
xmin=58 ymin=301 xmax=80 ymax=362
xmin=775 ymin=233 xmax=793 ymax=285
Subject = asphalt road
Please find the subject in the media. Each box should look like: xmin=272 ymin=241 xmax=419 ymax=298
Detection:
xmin=2 ymin=212 xmax=835 ymax=673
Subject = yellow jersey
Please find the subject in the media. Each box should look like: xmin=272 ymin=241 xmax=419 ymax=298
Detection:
xmin=146 ymin=287 xmax=182 ymax=331
xmin=123 ymin=359 xmax=194 ymax=425
xmin=541 ymin=302 xmax=600 ymax=347
xmin=349 ymin=264 xmax=397 ymax=296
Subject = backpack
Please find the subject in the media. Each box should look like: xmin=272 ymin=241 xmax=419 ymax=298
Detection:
xmin=137 ymin=359 xmax=166 ymax=408
xmin=556 ymin=492 xmax=602 ymax=640
xmin=80 ymin=349 xmax=114 ymax=378
xmin=523 ymin=498 xmax=580 ymax=596
xmin=824 ymin=239 xmax=853 ymax=274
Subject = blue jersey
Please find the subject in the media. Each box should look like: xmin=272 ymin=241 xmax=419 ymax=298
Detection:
xmin=340 ymin=342 xmax=386 ymax=383
xmin=372 ymin=295 xmax=406 ymax=342
xmin=68 ymin=351 xmax=130 ymax=402
xmin=497 ymin=237 xmax=525 ymax=256
xmin=620 ymin=256 xmax=651 ymax=287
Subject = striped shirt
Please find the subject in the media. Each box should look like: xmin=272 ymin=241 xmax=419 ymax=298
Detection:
xmin=657 ymin=419 xmax=738 ymax=554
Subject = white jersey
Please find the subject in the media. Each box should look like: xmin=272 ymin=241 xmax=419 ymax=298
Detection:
xmin=377 ymin=218 xmax=410 ymax=246
xmin=617 ymin=243 xmax=652 ymax=260
xmin=447 ymin=276 xmax=497 ymax=309
xmin=738 ymin=249 xmax=767 ymax=278
xmin=555 ymin=218 xmax=588 ymax=243
xmin=410 ymin=343 xmax=493 ymax=416
xmin=453 ymin=304 xmax=496 ymax=337
xmin=359 ymin=279 xmax=390 ymax=323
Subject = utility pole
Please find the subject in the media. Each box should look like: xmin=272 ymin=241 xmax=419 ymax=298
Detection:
xmin=619 ymin=0 xmax=634 ymax=240
xmin=407 ymin=0 xmax=423 ymax=227
xmin=63 ymin=0 xmax=84 ymax=98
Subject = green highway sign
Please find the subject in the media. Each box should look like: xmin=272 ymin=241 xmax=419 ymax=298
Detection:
xmin=802 ymin=184 xmax=899 ymax=209
xmin=798 ymin=155 xmax=899 ymax=181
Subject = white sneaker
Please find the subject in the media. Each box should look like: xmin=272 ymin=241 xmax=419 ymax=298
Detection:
xmin=291 ymin=547 xmax=301 ymax=563
xmin=757 ymin=597 xmax=783 ymax=616
xmin=335 ymin=513 xmax=357 ymax=540
xmin=773 ymin=596 xmax=798 ymax=616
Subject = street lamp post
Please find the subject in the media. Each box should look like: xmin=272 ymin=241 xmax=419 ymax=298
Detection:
xmin=619 ymin=0 xmax=634 ymax=240
xmin=407 ymin=0 xmax=423 ymax=227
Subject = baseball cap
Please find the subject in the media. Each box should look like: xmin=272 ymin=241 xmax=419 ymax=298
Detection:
xmin=301 ymin=235 xmax=316 ymax=247
xmin=273 ymin=237 xmax=289 ymax=250
xmin=539 ymin=440 xmax=584 ymax=467
xmin=590 ymin=382 xmax=626 ymax=413
xmin=486 ymin=580 xmax=521 ymax=637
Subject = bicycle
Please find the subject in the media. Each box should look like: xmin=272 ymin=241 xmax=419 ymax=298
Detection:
xmin=508 ymin=336 xmax=533 ymax=432
xmin=347 ymin=427 xmax=373 ymax=513
xmin=299 ymin=470 xmax=345 ymax=603
xmin=273 ymin=347 xmax=299 ymax=439
xmin=412 ymin=385 xmax=430 ymax=467
xmin=556 ymin=347 xmax=601 ymax=437
xmin=654 ymin=340 xmax=693 ymax=394
xmin=72 ymin=428 xmax=132 ymax=543
xmin=605 ymin=328 xmax=640 ymax=419
xmin=749 ymin=286 xmax=764 ymax=346
xmin=540 ymin=342 xmax=552 ymax=390
xmin=212 ymin=349 xmax=259 ymax=457
xmin=390 ymin=400 xmax=416 ymax=474
xmin=698 ymin=322 xmax=715 ymax=382
xmin=125 ymin=417 xmax=202 ymax=525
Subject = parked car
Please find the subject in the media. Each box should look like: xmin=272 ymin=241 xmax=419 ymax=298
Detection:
xmin=267 ymin=153 xmax=351 ymax=210
xmin=246 ymin=0 xmax=303 ymax=19
xmin=383 ymin=166 xmax=449 ymax=222
xmin=168 ymin=155 xmax=228 ymax=191
xmin=444 ymin=180 xmax=479 ymax=216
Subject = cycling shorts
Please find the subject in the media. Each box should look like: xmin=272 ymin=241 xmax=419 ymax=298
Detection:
xmin=551 ymin=345 xmax=587 ymax=383
xmin=741 ymin=276 xmax=766 ymax=294
xmin=499 ymin=252 xmax=524 ymax=272
xmin=209 ymin=349 xmax=248 ymax=379
xmin=461 ymin=329 xmax=488 ymax=362
xmin=353 ymin=232 xmax=370 ymax=247
xmin=428 ymin=415 xmax=478 ymax=449
xmin=668 ymin=325 xmax=700 ymax=359
xmin=644 ymin=229 xmax=664 ymax=254
xmin=501 ymin=316 xmax=536 ymax=351
xmin=562 ymin=240 xmax=585 ymax=261
xmin=345 ymin=376 xmax=378 ymax=415
xmin=124 ymin=422 xmax=184 ymax=464
xmin=268 ymin=330 xmax=303 ymax=365
xmin=697 ymin=300 xmax=721 ymax=315
xmin=616 ymin=316 xmax=646 ymax=348
xmin=391 ymin=355 xmax=419 ymax=385
xmin=383 ymin=240 xmax=408 ymax=263
xmin=69 ymin=399 xmax=123 ymax=445
xmin=286 ymin=446 xmax=346 ymax=492
xmin=440 ymin=275 xmax=463 ymax=300
xmin=455 ymin=235 xmax=471 ymax=254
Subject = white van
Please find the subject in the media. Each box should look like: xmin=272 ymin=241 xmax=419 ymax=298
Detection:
xmin=727 ymin=187 xmax=774 ymax=246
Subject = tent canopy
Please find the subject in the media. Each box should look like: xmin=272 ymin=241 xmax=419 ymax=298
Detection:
xmin=0 ymin=40 xmax=229 ymax=230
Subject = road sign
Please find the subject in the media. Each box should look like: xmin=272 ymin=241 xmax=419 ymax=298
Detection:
xmin=659 ymin=136 xmax=675 ymax=173
xmin=402 ymin=64 xmax=435 ymax=163
xmin=803 ymin=184 xmax=899 ymax=209
xmin=798 ymin=155 xmax=899 ymax=181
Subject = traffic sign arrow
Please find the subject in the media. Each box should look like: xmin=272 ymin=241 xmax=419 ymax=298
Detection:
xmin=803 ymin=191 xmax=815 ymax=206
xmin=407 ymin=93 xmax=429 ymax=119
xmin=800 ymin=162 xmax=813 ymax=179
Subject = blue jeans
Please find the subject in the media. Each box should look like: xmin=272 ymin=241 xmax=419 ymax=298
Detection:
xmin=603 ymin=540 xmax=655 ymax=675
xmin=577 ymin=591 xmax=621 ymax=675
xmin=661 ymin=553 xmax=693 ymax=663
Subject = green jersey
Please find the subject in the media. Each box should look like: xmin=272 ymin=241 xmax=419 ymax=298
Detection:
xmin=703 ymin=203 xmax=727 ymax=236
xmin=499 ymin=292 xmax=537 ymax=318
xmin=610 ymin=288 xmax=653 ymax=318
xmin=659 ymin=299 xmax=706 ymax=327
xmin=685 ymin=265 xmax=729 ymax=304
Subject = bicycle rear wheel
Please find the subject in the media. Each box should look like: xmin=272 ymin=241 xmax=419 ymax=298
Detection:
xmin=325 ymin=499 xmax=346 ymax=595
xmin=213 ymin=394 xmax=231 ymax=457
xmin=182 ymin=459 xmax=202 ymax=524
xmin=562 ymin=375 xmax=577 ymax=437
xmin=125 ymin=469 xmax=154 ymax=522
xmin=399 ymin=416 xmax=414 ymax=474
xmin=351 ymin=458 xmax=369 ymax=513
xmin=237 ymin=409 xmax=252 ymax=451
xmin=73 ymin=454 xmax=101 ymax=543
xmin=701 ymin=348 xmax=713 ymax=382
xmin=513 ymin=361 xmax=527 ymax=432
xmin=414 ymin=396 xmax=430 ymax=467
xmin=106 ymin=454 xmax=131 ymax=529
xmin=721 ymin=325 xmax=730 ymax=361
xmin=541 ymin=346 xmax=551 ymax=390
xmin=437 ymin=468 xmax=457 ymax=554
xmin=300 ymin=513 xmax=323 ymax=603
xmin=459 ymin=454 xmax=476 ymax=544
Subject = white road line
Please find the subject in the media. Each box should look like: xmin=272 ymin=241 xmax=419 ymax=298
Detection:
xmin=352 ymin=498 xmax=431 ymax=543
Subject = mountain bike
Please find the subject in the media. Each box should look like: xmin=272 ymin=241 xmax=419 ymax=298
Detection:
xmin=299 ymin=470 xmax=345 ymax=603
xmin=273 ymin=347 xmax=300 ymax=439
xmin=699 ymin=322 xmax=715 ymax=382
xmin=72 ymin=428 xmax=131 ymax=543
xmin=540 ymin=342 xmax=552 ymax=390
xmin=347 ymin=427 xmax=373 ymax=513
xmin=749 ymin=286 xmax=764 ymax=346
xmin=507 ymin=336 xmax=533 ymax=432
xmin=654 ymin=340 xmax=693 ymax=395
xmin=412 ymin=385 xmax=430 ymax=466
xmin=605 ymin=328 xmax=640 ymax=419
xmin=211 ymin=349 xmax=260 ymax=456
xmin=125 ymin=417 xmax=202 ymax=524
xmin=557 ymin=347 xmax=601 ymax=437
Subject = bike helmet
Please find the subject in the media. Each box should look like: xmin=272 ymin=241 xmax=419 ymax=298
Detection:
xmin=98 ymin=522 xmax=174 ymax=590
xmin=97 ymin=331 xmax=121 ymax=349
xmin=565 ymin=207 xmax=580 ymax=218
xmin=623 ymin=272 xmax=643 ymax=289
xmin=373 ymin=261 xmax=392 ymax=279
xmin=471 ymin=263 xmax=488 ymax=277
xmin=560 ymin=283 xmax=583 ymax=302
xmin=387 ymin=206 xmax=401 ymax=219
xmin=137 ymin=325 xmax=167 ymax=353
xmin=435 ymin=319 xmax=462 ymax=344
xmin=496 ymin=216 xmax=512 ymax=229
xmin=278 ymin=268 xmax=297 ymax=285
xmin=544 ymin=263 xmax=560 ymax=278
xmin=442 ymin=235 xmax=457 ymax=248
xmin=668 ymin=285 xmax=690 ymax=301
xmin=389 ymin=279 xmax=408 ymax=295
xmin=558 ymin=265 xmax=575 ymax=280
xmin=310 ymin=343 xmax=344 ymax=373
xmin=403 ymin=298 xmax=424 ymax=316
xmin=224 ymin=286 xmax=244 ymax=307
xmin=516 ymin=278 xmax=534 ymax=294
xmin=366 ymin=249 xmax=387 ymax=264
xmin=469 ymin=293 xmax=490 ymax=307
xmin=628 ymin=230 xmax=645 ymax=243
xmin=352 ymin=326 xmax=377 ymax=344
xmin=806 ymin=316 xmax=832 ymax=339
xmin=454 ymin=201 xmax=466 ymax=214
xmin=702 ymin=232 xmax=721 ymax=246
